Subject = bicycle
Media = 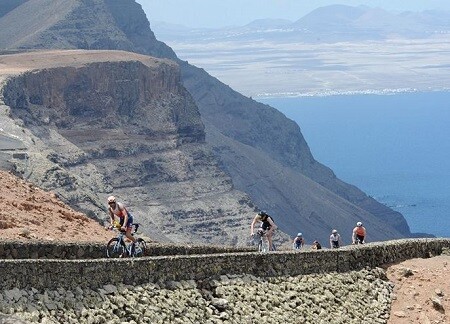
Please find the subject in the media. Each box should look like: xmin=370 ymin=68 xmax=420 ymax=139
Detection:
xmin=353 ymin=236 xmax=365 ymax=245
xmin=253 ymin=229 xmax=276 ymax=253
xmin=106 ymin=223 xmax=147 ymax=258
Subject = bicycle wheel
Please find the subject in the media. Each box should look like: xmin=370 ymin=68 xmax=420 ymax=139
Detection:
xmin=258 ymin=240 xmax=263 ymax=252
xmin=133 ymin=238 xmax=147 ymax=257
xmin=106 ymin=238 xmax=126 ymax=258
xmin=258 ymin=239 xmax=270 ymax=253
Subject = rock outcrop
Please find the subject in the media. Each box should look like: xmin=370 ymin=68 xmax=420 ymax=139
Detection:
xmin=0 ymin=0 xmax=413 ymax=244
xmin=0 ymin=50 xmax=261 ymax=245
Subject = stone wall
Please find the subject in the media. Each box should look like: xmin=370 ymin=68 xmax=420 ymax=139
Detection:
xmin=0 ymin=238 xmax=449 ymax=290
xmin=0 ymin=240 xmax=253 ymax=259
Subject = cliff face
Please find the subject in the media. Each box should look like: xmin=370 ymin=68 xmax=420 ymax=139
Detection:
xmin=180 ymin=63 xmax=411 ymax=240
xmin=0 ymin=51 xmax=259 ymax=245
xmin=0 ymin=0 xmax=412 ymax=243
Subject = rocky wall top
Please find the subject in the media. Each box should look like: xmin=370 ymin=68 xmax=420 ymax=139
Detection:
xmin=0 ymin=238 xmax=449 ymax=290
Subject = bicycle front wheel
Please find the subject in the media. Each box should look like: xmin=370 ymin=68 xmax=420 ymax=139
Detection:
xmin=106 ymin=238 xmax=126 ymax=258
xmin=133 ymin=238 xmax=147 ymax=257
xmin=258 ymin=240 xmax=263 ymax=252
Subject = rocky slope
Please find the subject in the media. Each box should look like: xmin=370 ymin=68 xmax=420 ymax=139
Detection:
xmin=0 ymin=0 xmax=413 ymax=243
xmin=0 ymin=170 xmax=112 ymax=242
xmin=0 ymin=169 xmax=447 ymax=324
xmin=0 ymin=50 xmax=260 ymax=245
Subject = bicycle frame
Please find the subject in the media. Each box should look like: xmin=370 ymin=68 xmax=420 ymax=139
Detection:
xmin=254 ymin=229 xmax=275 ymax=252
xmin=106 ymin=223 xmax=145 ymax=258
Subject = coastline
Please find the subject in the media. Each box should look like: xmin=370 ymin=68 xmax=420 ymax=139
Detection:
xmin=254 ymin=87 xmax=450 ymax=100
xmin=259 ymin=91 xmax=450 ymax=238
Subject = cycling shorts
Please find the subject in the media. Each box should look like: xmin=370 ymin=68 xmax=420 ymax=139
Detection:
xmin=119 ymin=214 xmax=134 ymax=229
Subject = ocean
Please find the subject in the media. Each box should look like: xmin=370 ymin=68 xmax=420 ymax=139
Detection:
xmin=259 ymin=91 xmax=450 ymax=238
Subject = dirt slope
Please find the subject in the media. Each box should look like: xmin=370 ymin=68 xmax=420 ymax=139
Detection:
xmin=386 ymin=255 xmax=449 ymax=324
xmin=0 ymin=170 xmax=113 ymax=242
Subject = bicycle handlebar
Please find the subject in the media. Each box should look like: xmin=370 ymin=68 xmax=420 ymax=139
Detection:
xmin=108 ymin=223 xmax=141 ymax=234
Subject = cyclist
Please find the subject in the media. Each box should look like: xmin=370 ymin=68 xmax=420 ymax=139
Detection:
xmin=250 ymin=211 xmax=277 ymax=251
xmin=352 ymin=221 xmax=366 ymax=244
xmin=293 ymin=233 xmax=305 ymax=249
xmin=311 ymin=240 xmax=322 ymax=250
xmin=107 ymin=196 xmax=136 ymax=251
xmin=329 ymin=229 xmax=342 ymax=248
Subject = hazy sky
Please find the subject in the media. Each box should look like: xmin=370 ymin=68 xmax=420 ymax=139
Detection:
xmin=139 ymin=0 xmax=450 ymax=28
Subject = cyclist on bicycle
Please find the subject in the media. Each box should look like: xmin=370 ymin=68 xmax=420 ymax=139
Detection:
xmin=250 ymin=211 xmax=277 ymax=251
xmin=293 ymin=233 xmax=305 ymax=249
xmin=352 ymin=221 xmax=366 ymax=244
xmin=330 ymin=229 xmax=342 ymax=248
xmin=311 ymin=240 xmax=322 ymax=250
xmin=107 ymin=196 xmax=136 ymax=250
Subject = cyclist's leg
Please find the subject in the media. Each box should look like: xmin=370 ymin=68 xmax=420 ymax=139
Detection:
xmin=266 ymin=232 xmax=273 ymax=251
xmin=356 ymin=235 xmax=364 ymax=244
xmin=133 ymin=238 xmax=146 ymax=257
xmin=125 ymin=215 xmax=136 ymax=242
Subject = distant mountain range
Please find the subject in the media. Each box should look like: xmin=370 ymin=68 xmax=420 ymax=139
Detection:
xmin=152 ymin=5 xmax=450 ymax=43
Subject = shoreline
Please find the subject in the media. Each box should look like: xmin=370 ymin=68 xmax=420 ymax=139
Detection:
xmin=255 ymin=88 xmax=450 ymax=100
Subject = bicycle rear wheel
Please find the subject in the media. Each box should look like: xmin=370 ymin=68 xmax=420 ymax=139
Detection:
xmin=133 ymin=238 xmax=147 ymax=257
xmin=106 ymin=238 xmax=126 ymax=258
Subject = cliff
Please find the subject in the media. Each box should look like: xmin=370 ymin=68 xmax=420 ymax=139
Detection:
xmin=0 ymin=50 xmax=260 ymax=245
xmin=0 ymin=0 xmax=413 ymax=243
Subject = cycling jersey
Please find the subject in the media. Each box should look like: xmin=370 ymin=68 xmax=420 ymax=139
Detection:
xmin=330 ymin=233 xmax=341 ymax=248
xmin=110 ymin=202 xmax=127 ymax=218
xmin=110 ymin=202 xmax=133 ymax=228
xmin=260 ymin=215 xmax=274 ymax=231
xmin=330 ymin=233 xmax=341 ymax=241
xmin=354 ymin=226 xmax=366 ymax=237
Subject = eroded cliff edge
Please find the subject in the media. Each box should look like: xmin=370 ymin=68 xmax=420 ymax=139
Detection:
xmin=0 ymin=50 xmax=259 ymax=245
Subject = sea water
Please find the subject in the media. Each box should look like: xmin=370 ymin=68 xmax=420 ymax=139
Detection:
xmin=259 ymin=92 xmax=450 ymax=238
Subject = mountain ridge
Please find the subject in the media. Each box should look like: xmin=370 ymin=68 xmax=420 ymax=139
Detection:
xmin=152 ymin=5 xmax=450 ymax=43
xmin=0 ymin=0 xmax=414 ymax=244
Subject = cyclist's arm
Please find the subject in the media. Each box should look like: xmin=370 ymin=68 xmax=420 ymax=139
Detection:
xmin=352 ymin=228 xmax=357 ymax=243
xmin=108 ymin=208 xmax=115 ymax=226
xmin=250 ymin=216 xmax=258 ymax=235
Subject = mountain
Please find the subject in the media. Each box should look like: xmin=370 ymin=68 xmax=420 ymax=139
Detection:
xmin=0 ymin=49 xmax=263 ymax=246
xmin=293 ymin=5 xmax=450 ymax=40
xmin=152 ymin=5 xmax=450 ymax=43
xmin=0 ymin=0 xmax=413 ymax=244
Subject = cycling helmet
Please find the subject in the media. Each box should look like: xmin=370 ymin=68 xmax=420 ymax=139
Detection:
xmin=332 ymin=229 xmax=337 ymax=234
xmin=297 ymin=233 xmax=302 ymax=237
xmin=107 ymin=195 xmax=116 ymax=203
xmin=356 ymin=222 xmax=362 ymax=227
xmin=257 ymin=211 xmax=267 ymax=216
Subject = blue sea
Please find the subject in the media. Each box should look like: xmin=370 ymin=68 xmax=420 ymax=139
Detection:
xmin=259 ymin=92 xmax=450 ymax=238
